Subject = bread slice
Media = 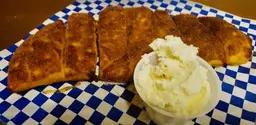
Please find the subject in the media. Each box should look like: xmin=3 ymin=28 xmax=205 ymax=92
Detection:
xmin=98 ymin=6 xmax=130 ymax=82
xmin=153 ymin=10 xmax=180 ymax=37
xmin=11 ymin=8 xmax=250 ymax=92
xmin=98 ymin=7 xmax=180 ymax=82
xmin=8 ymin=13 xmax=97 ymax=92
xmin=125 ymin=7 xmax=155 ymax=78
xmin=64 ymin=13 xmax=97 ymax=81
xmin=199 ymin=17 xmax=252 ymax=65
xmin=8 ymin=20 xmax=66 ymax=92
xmin=173 ymin=14 xmax=225 ymax=66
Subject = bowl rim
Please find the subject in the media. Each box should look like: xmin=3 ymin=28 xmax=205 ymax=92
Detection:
xmin=133 ymin=52 xmax=221 ymax=119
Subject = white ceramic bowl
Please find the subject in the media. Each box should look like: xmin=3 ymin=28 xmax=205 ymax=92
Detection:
xmin=133 ymin=52 xmax=221 ymax=125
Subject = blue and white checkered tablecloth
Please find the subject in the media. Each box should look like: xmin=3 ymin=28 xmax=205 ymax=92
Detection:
xmin=0 ymin=0 xmax=256 ymax=125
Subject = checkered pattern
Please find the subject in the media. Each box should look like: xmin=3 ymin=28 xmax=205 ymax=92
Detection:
xmin=0 ymin=0 xmax=256 ymax=124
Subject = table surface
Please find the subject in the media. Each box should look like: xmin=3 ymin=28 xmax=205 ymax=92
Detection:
xmin=0 ymin=0 xmax=255 ymax=50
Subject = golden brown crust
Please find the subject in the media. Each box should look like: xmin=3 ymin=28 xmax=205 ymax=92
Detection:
xmin=8 ymin=40 xmax=31 ymax=91
xmin=100 ymin=55 xmax=130 ymax=82
xmin=127 ymin=7 xmax=154 ymax=54
xmin=8 ymin=14 xmax=98 ymax=92
xmin=98 ymin=6 xmax=130 ymax=82
xmin=64 ymin=13 xmax=97 ymax=80
xmin=173 ymin=14 xmax=225 ymax=66
xmin=153 ymin=10 xmax=180 ymax=37
xmin=98 ymin=7 xmax=180 ymax=82
xmin=10 ymin=7 xmax=251 ymax=92
xmin=199 ymin=17 xmax=252 ymax=65
xmin=126 ymin=7 xmax=155 ymax=77
xmin=8 ymin=20 xmax=66 ymax=92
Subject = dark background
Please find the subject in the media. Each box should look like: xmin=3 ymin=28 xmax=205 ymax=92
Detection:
xmin=0 ymin=0 xmax=255 ymax=50
xmin=0 ymin=0 xmax=73 ymax=50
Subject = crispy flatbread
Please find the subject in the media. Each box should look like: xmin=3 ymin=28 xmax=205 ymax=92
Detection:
xmin=8 ymin=13 xmax=97 ymax=92
xmin=126 ymin=7 xmax=155 ymax=78
xmin=98 ymin=8 xmax=179 ymax=82
xmin=10 ymin=7 xmax=250 ymax=92
xmin=64 ymin=13 xmax=97 ymax=81
xmin=199 ymin=17 xmax=252 ymax=65
xmin=98 ymin=6 xmax=130 ymax=82
xmin=173 ymin=14 xmax=225 ymax=66
xmin=8 ymin=20 xmax=66 ymax=92
xmin=153 ymin=10 xmax=180 ymax=37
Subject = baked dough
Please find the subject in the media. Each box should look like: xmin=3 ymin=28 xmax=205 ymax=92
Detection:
xmin=199 ymin=17 xmax=252 ymax=65
xmin=64 ymin=13 xmax=97 ymax=81
xmin=173 ymin=14 xmax=225 ymax=66
xmin=8 ymin=20 xmax=66 ymax=92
